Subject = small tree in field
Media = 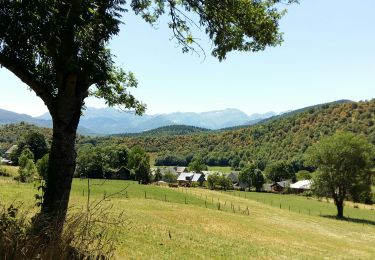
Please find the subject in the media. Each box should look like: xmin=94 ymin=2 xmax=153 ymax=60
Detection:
xmin=306 ymin=132 xmax=374 ymax=218
xmin=18 ymin=148 xmax=37 ymax=183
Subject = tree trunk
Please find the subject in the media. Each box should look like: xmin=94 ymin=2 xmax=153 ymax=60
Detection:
xmin=36 ymin=92 xmax=83 ymax=235
xmin=335 ymin=200 xmax=344 ymax=219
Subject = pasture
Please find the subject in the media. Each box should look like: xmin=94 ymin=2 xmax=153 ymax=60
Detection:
xmin=1 ymin=176 xmax=375 ymax=259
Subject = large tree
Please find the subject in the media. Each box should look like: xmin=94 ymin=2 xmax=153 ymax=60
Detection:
xmin=0 ymin=0 xmax=297 ymax=226
xmin=306 ymin=132 xmax=374 ymax=218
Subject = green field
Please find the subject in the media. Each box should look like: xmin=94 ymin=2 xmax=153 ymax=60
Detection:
xmin=0 ymin=165 xmax=19 ymax=178
xmin=207 ymin=166 xmax=232 ymax=173
xmin=1 ymin=176 xmax=375 ymax=259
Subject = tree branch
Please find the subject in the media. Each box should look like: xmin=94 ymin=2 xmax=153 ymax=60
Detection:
xmin=0 ymin=53 xmax=53 ymax=106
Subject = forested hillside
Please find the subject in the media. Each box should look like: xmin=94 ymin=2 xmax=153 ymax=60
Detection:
xmin=3 ymin=99 xmax=375 ymax=170
xmin=114 ymin=125 xmax=210 ymax=137
xmin=97 ymin=99 xmax=375 ymax=168
xmin=0 ymin=123 xmax=52 ymax=154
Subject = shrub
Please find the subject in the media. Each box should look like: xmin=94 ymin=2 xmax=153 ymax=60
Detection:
xmin=0 ymin=203 xmax=123 ymax=259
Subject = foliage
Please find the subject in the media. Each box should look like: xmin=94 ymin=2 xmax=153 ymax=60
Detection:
xmin=264 ymin=161 xmax=295 ymax=182
xmin=207 ymin=174 xmax=219 ymax=190
xmin=253 ymin=169 xmax=266 ymax=192
xmin=0 ymin=123 xmax=52 ymax=155
xmin=296 ymin=170 xmax=312 ymax=181
xmin=19 ymin=160 xmax=37 ymax=183
xmin=17 ymin=148 xmax=36 ymax=183
xmin=128 ymin=146 xmax=151 ymax=184
xmin=188 ymin=156 xmax=208 ymax=172
xmin=162 ymin=170 xmax=177 ymax=183
xmin=0 ymin=203 xmax=121 ymax=259
xmin=11 ymin=131 xmax=48 ymax=165
xmin=239 ymin=164 xmax=256 ymax=189
xmin=75 ymin=144 xmax=131 ymax=180
xmin=118 ymin=125 xmax=209 ymax=137
xmin=36 ymin=154 xmax=49 ymax=180
xmin=155 ymin=154 xmax=188 ymax=166
xmin=110 ymin=100 xmax=375 ymax=170
xmin=305 ymin=132 xmax=375 ymax=218
xmin=207 ymin=173 xmax=232 ymax=190
xmin=239 ymin=164 xmax=265 ymax=191
xmin=217 ymin=175 xmax=232 ymax=191
xmin=154 ymin=168 xmax=162 ymax=182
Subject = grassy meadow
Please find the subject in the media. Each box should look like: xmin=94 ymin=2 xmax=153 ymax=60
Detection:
xmin=207 ymin=166 xmax=232 ymax=173
xmin=1 ymin=174 xmax=375 ymax=259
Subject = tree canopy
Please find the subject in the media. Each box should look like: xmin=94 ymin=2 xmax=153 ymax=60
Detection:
xmin=306 ymin=132 xmax=374 ymax=218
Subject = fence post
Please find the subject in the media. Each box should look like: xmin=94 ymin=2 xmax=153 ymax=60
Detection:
xmin=144 ymin=191 xmax=147 ymax=199
xmin=82 ymin=189 xmax=85 ymax=197
xmin=164 ymin=194 xmax=167 ymax=202
xmin=126 ymin=191 xmax=128 ymax=198
xmin=279 ymin=203 xmax=281 ymax=209
xmin=185 ymin=197 xmax=187 ymax=204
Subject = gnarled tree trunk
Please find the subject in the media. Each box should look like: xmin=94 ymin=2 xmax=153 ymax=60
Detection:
xmin=37 ymin=81 xmax=85 ymax=235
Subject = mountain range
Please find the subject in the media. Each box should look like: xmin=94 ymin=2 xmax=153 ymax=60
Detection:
xmin=0 ymin=107 xmax=276 ymax=135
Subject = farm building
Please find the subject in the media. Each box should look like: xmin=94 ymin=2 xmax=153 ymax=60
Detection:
xmin=4 ymin=145 xmax=17 ymax=160
xmin=177 ymin=172 xmax=206 ymax=186
xmin=270 ymin=180 xmax=291 ymax=193
xmin=290 ymin=180 xmax=312 ymax=193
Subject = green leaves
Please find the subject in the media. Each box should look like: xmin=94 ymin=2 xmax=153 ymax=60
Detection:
xmin=91 ymin=67 xmax=146 ymax=115
xmin=132 ymin=0 xmax=298 ymax=60
xmin=305 ymin=131 xmax=374 ymax=214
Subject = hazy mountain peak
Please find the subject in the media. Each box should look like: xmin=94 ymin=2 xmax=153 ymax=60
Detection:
xmin=2 ymin=106 xmax=277 ymax=135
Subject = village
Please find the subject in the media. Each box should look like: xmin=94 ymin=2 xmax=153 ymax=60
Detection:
xmin=151 ymin=166 xmax=312 ymax=194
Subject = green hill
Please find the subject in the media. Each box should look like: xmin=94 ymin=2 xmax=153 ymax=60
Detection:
xmin=113 ymin=125 xmax=210 ymax=137
xmin=0 ymin=123 xmax=52 ymax=154
xmin=112 ymin=99 xmax=375 ymax=168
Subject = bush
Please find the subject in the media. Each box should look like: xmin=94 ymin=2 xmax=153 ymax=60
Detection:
xmin=0 ymin=203 xmax=123 ymax=259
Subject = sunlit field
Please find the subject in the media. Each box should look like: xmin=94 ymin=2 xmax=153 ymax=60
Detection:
xmin=1 ymin=175 xmax=374 ymax=259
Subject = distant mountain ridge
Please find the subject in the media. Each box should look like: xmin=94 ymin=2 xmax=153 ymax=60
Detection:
xmin=35 ymin=107 xmax=277 ymax=134
xmin=1 ymin=101 xmax=356 ymax=135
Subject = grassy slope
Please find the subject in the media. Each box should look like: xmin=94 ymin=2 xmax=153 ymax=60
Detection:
xmin=0 ymin=178 xmax=374 ymax=259
xmin=207 ymin=166 xmax=232 ymax=173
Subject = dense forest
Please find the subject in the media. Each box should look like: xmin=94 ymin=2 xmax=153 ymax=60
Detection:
xmin=82 ymin=99 xmax=375 ymax=169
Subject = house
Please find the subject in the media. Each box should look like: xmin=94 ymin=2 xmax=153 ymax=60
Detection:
xmin=290 ymin=180 xmax=312 ymax=193
xmin=4 ymin=145 xmax=17 ymax=160
xmin=270 ymin=180 xmax=291 ymax=193
xmin=177 ymin=172 xmax=195 ymax=186
xmin=177 ymin=172 xmax=206 ymax=186
xmin=191 ymin=173 xmax=206 ymax=184
xmin=1 ymin=158 xmax=12 ymax=165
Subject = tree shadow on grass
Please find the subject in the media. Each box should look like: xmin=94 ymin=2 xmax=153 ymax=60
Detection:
xmin=321 ymin=215 xmax=375 ymax=226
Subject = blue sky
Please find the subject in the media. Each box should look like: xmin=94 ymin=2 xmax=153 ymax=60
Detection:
xmin=0 ymin=0 xmax=374 ymax=116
